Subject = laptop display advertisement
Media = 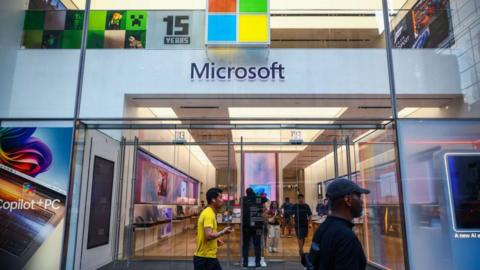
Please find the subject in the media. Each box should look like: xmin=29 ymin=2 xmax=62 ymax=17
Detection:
xmin=0 ymin=127 xmax=73 ymax=270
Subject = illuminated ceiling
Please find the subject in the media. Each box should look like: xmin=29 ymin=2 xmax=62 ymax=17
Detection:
xmin=229 ymin=107 xmax=347 ymax=152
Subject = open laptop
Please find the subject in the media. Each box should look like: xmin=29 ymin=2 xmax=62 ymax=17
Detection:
xmin=0 ymin=164 xmax=66 ymax=270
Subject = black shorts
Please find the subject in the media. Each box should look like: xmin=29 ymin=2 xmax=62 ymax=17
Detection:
xmin=295 ymin=226 xmax=308 ymax=239
xmin=193 ymin=256 xmax=222 ymax=270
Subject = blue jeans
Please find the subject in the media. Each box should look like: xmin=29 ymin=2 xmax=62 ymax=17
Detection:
xmin=242 ymin=227 xmax=262 ymax=265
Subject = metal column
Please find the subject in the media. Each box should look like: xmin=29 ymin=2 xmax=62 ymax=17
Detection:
xmin=113 ymin=137 xmax=126 ymax=265
xmin=345 ymin=136 xmax=352 ymax=181
xmin=126 ymin=137 xmax=139 ymax=267
xmin=333 ymin=138 xmax=339 ymax=178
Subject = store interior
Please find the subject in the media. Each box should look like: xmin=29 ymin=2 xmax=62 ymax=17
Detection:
xmin=71 ymin=94 xmax=471 ymax=270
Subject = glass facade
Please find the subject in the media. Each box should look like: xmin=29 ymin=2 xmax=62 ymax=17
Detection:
xmin=1 ymin=0 xmax=479 ymax=270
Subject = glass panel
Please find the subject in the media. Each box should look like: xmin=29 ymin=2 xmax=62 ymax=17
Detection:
xmin=397 ymin=119 xmax=480 ymax=269
xmin=64 ymin=119 xmax=410 ymax=269
xmin=390 ymin=0 xmax=480 ymax=118
xmin=0 ymin=0 xmax=84 ymax=118
xmin=356 ymin=125 xmax=405 ymax=269
xmin=129 ymin=130 xmax=214 ymax=260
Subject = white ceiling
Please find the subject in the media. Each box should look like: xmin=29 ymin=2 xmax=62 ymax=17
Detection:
xmin=132 ymin=93 xmax=460 ymax=169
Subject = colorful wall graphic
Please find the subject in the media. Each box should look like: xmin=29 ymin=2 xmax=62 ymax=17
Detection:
xmin=206 ymin=0 xmax=270 ymax=45
xmin=21 ymin=2 xmax=270 ymax=49
xmin=87 ymin=10 xmax=147 ymax=49
xmin=22 ymin=10 xmax=84 ymax=48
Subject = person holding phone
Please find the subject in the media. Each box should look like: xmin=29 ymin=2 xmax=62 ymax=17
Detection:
xmin=267 ymin=201 xmax=282 ymax=253
xmin=194 ymin=188 xmax=233 ymax=270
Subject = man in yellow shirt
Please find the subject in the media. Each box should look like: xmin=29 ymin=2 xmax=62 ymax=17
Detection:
xmin=194 ymin=188 xmax=233 ymax=270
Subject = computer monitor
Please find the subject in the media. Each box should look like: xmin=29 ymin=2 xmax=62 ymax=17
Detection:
xmin=444 ymin=153 xmax=480 ymax=231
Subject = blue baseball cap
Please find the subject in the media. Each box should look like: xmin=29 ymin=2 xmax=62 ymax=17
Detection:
xmin=326 ymin=178 xmax=370 ymax=200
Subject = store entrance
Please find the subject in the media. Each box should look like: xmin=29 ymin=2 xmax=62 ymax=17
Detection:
xmin=70 ymin=116 xmax=404 ymax=270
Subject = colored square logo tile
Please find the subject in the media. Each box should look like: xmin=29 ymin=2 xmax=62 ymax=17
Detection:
xmin=239 ymin=14 xmax=268 ymax=42
xmin=42 ymin=30 xmax=63 ymax=48
xmin=44 ymin=10 xmax=66 ymax=30
xmin=125 ymin=31 xmax=146 ymax=48
xmin=22 ymin=30 xmax=43 ymax=48
xmin=62 ymin=30 xmax=82 ymax=49
xmin=65 ymin=11 xmax=84 ymax=30
xmin=24 ymin=10 xmax=45 ymax=30
xmin=104 ymin=30 xmax=126 ymax=48
xmin=239 ymin=0 xmax=268 ymax=13
xmin=88 ymin=11 xmax=107 ymax=30
xmin=106 ymin=11 xmax=126 ymax=30
xmin=87 ymin=30 xmax=105 ymax=48
xmin=208 ymin=0 xmax=236 ymax=13
xmin=126 ymin=11 xmax=147 ymax=31
xmin=208 ymin=15 xmax=236 ymax=42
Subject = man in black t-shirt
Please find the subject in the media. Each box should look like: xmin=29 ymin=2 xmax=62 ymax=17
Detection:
xmin=280 ymin=197 xmax=294 ymax=237
xmin=292 ymin=194 xmax=312 ymax=256
xmin=241 ymin=188 xmax=264 ymax=267
xmin=308 ymin=178 xmax=370 ymax=270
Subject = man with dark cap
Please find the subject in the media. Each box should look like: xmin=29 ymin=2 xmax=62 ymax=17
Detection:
xmin=307 ymin=178 xmax=370 ymax=270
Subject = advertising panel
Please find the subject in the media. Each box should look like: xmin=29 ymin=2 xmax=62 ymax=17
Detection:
xmin=0 ymin=127 xmax=73 ymax=270
xmin=392 ymin=0 xmax=454 ymax=48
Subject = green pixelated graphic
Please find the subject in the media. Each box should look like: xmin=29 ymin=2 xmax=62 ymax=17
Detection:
xmin=65 ymin=11 xmax=85 ymax=30
xmin=22 ymin=30 xmax=43 ymax=48
xmin=87 ymin=30 xmax=105 ymax=48
xmin=239 ymin=0 xmax=268 ymax=13
xmin=62 ymin=30 xmax=82 ymax=48
xmin=24 ymin=10 xmax=45 ymax=30
xmin=42 ymin=31 xmax=63 ymax=48
xmin=124 ymin=31 xmax=146 ymax=48
xmin=88 ymin=11 xmax=107 ymax=30
xmin=106 ymin=11 xmax=126 ymax=30
xmin=125 ymin=11 xmax=147 ymax=31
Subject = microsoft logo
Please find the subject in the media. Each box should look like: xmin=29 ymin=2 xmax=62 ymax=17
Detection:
xmin=206 ymin=0 xmax=270 ymax=45
xmin=23 ymin=183 xmax=36 ymax=194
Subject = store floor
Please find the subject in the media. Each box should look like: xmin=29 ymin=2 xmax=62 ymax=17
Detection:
xmin=100 ymin=260 xmax=306 ymax=270
xmin=100 ymin=260 xmax=380 ymax=270
xmin=134 ymin=225 xmax=312 ymax=260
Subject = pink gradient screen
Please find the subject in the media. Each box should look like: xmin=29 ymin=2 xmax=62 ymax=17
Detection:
xmin=243 ymin=153 xmax=277 ymax=201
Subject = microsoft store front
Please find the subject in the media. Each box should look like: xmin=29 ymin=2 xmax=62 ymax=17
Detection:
xmin=1 ymin=0 xmax=480 ymax=270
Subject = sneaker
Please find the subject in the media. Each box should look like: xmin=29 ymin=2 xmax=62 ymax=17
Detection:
xmin=268 ymin=247 xmax=273 ymax=253
xmin=288 ymin=235 xmax=292 ymax=238
xmin=255 ymin=263 xmax=262 ymax=268
xmin=273 ymin=248 xmax=278 ymax=253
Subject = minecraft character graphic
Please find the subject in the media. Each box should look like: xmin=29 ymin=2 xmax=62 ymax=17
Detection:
xmin=65 ymin=11 xmax=84 ymax=30
xmin=128 ymin=35 xmax=143 ymax=48
xmin=108 ymin=12 xmax=123 ymax=30
xmin=42 ymin=31 xmax=62 ymax=48
xmin=126 ymin=11 xmax=147 ymax=30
